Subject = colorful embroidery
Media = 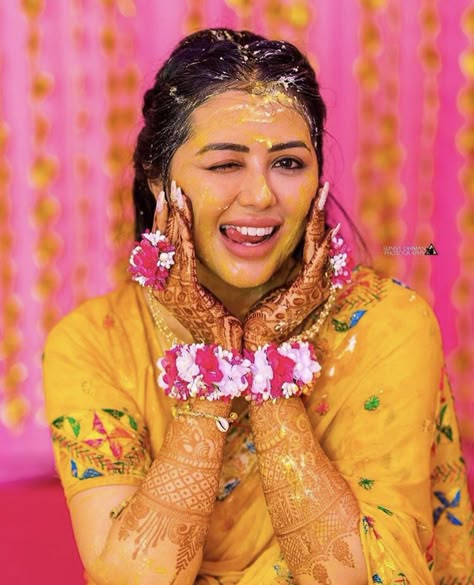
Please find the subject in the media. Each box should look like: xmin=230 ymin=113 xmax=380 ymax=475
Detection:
xmin=359 ymin=478 xmax=375 ymax=490
xmin=364 ymin=396 xmax=381 ymax=411
xmin=377 ymin=506 xmax=393 ymax=516
xmin=435 ymin=404 xmax=454 ymax=443
xmin=51 ymin=409 xmax=151 ymax=482
xmin=314 ymin=400 xmax=330 ymax=416
xmin=372 ymin=575 xmax=383 ymax=583
xmin=431 ymin=457 xmax=465 ymax=483
xmin=332 ymin=309 xmax=367 ymax=332
xmin=433 ymin=489 xmax=463 ymax=526
xmin=363 ymin=515 xmax=381 ymax=539
xmin=391 ymin=278 xmax=411 ymax=289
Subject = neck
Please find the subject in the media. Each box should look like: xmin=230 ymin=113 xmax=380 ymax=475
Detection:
xmin=196 ymin=258 xmax=299 ymax=320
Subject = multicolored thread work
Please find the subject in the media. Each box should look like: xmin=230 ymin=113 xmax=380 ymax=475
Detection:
xmin=51 ymin=409 xmax=151 ymax=492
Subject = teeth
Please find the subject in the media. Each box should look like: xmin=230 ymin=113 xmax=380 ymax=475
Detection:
xmin=222 ymin=225 xmax=275 ymax=236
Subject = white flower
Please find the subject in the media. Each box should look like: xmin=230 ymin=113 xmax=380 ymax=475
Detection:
xmin=219 ymin=358 xmax=249 ymax=398
xmin=158 ymin=251 xmax=175 ymax=269
xmin=176 ymin=346 xmax=199 ymax=382
xmin=143 ymin=231 xmax=166 ymax=246
xmin=278 ymin=342 xmax=321 ymax=384
xmin=250 ymin=348 xmax=273 ymax=397
xmin=282 ymin=382 xmax=298 ymax=398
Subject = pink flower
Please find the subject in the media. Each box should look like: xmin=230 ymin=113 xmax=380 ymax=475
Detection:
xmin=128 ymin=230 xmax=175 ymax=290
xmin=278 ymin=341 xmax=321 ymax=386
xmin=266 ymin=344 xmax=295 ymax=394
xmin=195 ymin=345 xmax=223 ymax=387
xmin=329 ymin=234 xmax=354 ymax=289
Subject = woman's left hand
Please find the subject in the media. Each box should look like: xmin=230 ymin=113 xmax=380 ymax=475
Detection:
xmin=243 ymin=183 xmax=337 ymax=351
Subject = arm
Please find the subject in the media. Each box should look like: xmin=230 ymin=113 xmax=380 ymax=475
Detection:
xmin=72 ymin=399 xmax=230 ymax=585
xmin=250 ymin=397 xmax=367 ymax=584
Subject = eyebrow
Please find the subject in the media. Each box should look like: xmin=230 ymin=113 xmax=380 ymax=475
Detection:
xmin=196 ymin=140 xmax=310 ymax=155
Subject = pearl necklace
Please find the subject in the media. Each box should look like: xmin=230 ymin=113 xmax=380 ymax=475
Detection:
xmin=146 ymin=287 xmax=181 ymax=347
xmin=288 ymin=285 xmax=338 ymax=344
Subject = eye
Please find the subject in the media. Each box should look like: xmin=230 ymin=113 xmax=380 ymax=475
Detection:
xmin=273 ymin=157 xmax=304 ymax=170
xmin=208 ymin=162 xmax=242 ymax=172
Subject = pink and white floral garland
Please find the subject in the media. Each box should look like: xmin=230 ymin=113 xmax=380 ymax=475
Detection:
xmin=329 ymin=234 xmax=355 ymax=289
xmin=157 ymin=341 xmax=321 ymax=404
xmin=128 ymin=230 xmax=175 ymax=290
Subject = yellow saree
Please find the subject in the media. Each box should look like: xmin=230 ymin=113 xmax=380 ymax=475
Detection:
xmin=43 ymin=265 xmax=474 ymax=584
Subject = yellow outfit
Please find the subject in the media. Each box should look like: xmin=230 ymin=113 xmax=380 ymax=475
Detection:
xmin=43 ymin=265 xmax=474 ymax=584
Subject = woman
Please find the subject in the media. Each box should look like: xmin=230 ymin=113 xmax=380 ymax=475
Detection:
xmin=43 ymin=29 xmax=473 ymax=585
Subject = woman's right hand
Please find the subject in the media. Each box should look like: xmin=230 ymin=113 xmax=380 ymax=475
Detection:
xmin=151 ymin=181 xmax=243 ymax=351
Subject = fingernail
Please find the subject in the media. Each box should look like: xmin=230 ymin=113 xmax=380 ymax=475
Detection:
xmin=332 ymin=222 xmax=341 ymax=238
xmin=155 ymin=191 xmax=165 ymax=213
xmin=317 ymin=181 xmax=329 ymax=211
xmin=176 ymin=186 xmax=184 ymax=209
xmin=170 ymin=180 xmax=177 ymax=203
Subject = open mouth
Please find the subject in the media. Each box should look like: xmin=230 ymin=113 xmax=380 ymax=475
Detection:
xmin=219 ymin=224 xmax=280 ymax=246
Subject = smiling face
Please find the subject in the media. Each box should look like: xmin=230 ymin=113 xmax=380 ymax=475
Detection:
xmin=169 ymin=90 xmax=319 ymax=289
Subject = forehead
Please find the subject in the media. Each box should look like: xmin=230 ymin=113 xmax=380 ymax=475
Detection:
xmin=188 ymin=90 xmax=312 ymax=145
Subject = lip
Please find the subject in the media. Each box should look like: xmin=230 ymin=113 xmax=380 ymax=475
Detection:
xmin=219 ymin=217 xmax=282 ymax=229
xmin=219 ymin=225 xmax=281 ymax=259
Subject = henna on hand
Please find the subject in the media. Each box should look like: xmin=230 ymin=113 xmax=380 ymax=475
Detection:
xmin=152 ymin=181 xmax=243 ymax=350
xmin=243 ymin=183 xmax=338 ymax=351
xmin=250 ymin=398 xmax=364 ymax=582
xmin=116 ymin=400 xmax=230 ymax=581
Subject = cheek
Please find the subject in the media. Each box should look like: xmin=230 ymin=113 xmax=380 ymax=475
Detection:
xmin=281 ymin=179 xmax=315 ymax=223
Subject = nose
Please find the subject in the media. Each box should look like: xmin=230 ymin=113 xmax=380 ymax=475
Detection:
xmin=237 ymin=173 xmax=276 ymax=209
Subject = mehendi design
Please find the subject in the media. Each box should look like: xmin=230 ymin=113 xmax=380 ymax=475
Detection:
xmin=118 ymin=490 xmax=208 ymax=572
xmin=250 ymin=398 xmax=362 ymax=580
xmin=114 ymin=401 xmax=229 ymax=580
xmin=152 ymin=193 xmax=242 ymax=349
xmin=243 ymin=203 xmax=336 ymax=350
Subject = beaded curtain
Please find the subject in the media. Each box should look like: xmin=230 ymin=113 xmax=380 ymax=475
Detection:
xmin=0 ymin=0 xmax=472 ymax=492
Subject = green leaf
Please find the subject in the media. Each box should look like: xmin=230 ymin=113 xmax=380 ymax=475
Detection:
xmin=332 ymin=319 xmax=349 ymax=332
xmin=67 ymin=417 xmax=81 ymax=437
xmin=128 ymin=416 xmax=138 ymax=431
xmin=377 ymin=505 xmax=393 ymax=516
xmin=358 ymin=478 xmax=374 ymax=490
xmin=438 ymin=403 xmax=448 ymax=424
xmin=52 ymin=416 xmax=64 ymax=429
xmin=103 ymin=409 xmax=124 ymax=421
xmin=442 ymin=425 xmax=453 ymax=442
xmin=364 ymin=396 xmax=380 ymax=411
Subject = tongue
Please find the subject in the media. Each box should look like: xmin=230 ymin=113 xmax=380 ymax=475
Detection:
xmin=224 ymin=227 xmax=269 ymax=245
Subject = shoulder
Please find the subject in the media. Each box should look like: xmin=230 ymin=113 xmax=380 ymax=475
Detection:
xmin=45 ymin=281 xmax=143 ymax=353
xmin=324 ymin=264 xmax=442 ymax=347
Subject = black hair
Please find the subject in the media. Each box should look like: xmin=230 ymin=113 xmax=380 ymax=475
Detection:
xmin=132 ymin=27 xmax=370 ymax=263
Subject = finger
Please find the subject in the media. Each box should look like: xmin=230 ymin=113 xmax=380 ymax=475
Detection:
xmin=311 ymin=223 xmax=340 ymax=280
xmin=303 ymin=191 xmax=326 ymax=263
xmin=174 ymin=208 xmax=197 ymax=279
xmin=152 ymin=190 xmax=169 ymax=234
xmin=178 ymin=187 xmax=193 ymax=226
xmin=317 ymin=181 xmax=329 ymax=212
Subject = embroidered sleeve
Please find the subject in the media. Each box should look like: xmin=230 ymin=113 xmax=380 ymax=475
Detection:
xmin=50 ymin=408 xmax=151 ymax=502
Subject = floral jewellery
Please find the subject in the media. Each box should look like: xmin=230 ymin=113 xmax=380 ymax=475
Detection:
xmin=244 ymin=341 xmax=321 ymax=403
xmin=156 ymin=341 xmax=322 ymax=405
xmin=128 ymin=229 xmax=175 ymax=290
xmin=157 ymin=344 xmax=251 ymax=402
xmin=172 ymin=403 xmax=238 ymax=433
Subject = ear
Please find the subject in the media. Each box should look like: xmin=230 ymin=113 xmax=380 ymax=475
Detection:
xmin=147 ymin=179 xmax=164 ymax=200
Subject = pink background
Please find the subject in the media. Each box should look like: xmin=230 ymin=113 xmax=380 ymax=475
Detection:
xmin=0 ymin=0 xmax=472 ymax=517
